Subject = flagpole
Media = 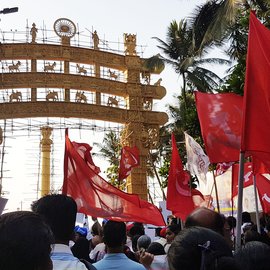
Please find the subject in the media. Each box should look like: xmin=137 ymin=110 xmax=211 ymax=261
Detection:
xmin=235 ymin=151 xmax=245 ymax=250
xmin=253 ymin=175 xmax=261 ymax=233
xmin=212 ymin=170 xmax=220 ymax=213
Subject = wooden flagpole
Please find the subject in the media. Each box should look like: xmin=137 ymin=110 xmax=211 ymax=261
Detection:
xmin=235 ymin=151 xmax=245 ymax=250
xmin=253 ymin=175 xmax=261 ymax=233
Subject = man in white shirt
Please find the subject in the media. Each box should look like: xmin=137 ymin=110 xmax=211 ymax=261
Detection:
xmin=32 ymin=194 xmax=93 ymax=270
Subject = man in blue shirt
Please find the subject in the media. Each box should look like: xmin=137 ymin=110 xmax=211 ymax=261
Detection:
xmin=93 ymin=220 xmax=150 ymax=270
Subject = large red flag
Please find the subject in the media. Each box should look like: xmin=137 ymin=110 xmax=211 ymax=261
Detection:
xmin=195 ymin=91 xmax=243 ymax=163
xmin=256 ymin=174 xmax=270 ymax=214
xmin=119 ymin=146 xmax=140 ymax=181
xmin=63 ymin=133 xmax=165 ymax=226
xmin=231 ymin=162 xmax=253 ymax=197
xmin=167 ymin=133 xmax=194 ymax=220
xmin=241 ymin=12 xmax=270 ymax=170
xmin=252 ymin=156 xmax=270 ymax=175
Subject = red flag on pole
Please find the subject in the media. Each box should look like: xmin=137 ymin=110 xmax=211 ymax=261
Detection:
xmin=241 ymin=12 xmax=270 ymax=170
xmin=63 ymin=132 xmax=165 ymax=226
xmin=256 ymin=174 xmax=270 ymax=214
xmin=195 ymin=91 xmax=243 ymax=163
xmin=167 ymin=133 xmax=194 ymax=220
xmin=119 ymin=146 xmax=140 ymax=181
xmin=215 ymin=162 xmax=234 ymax=176
xmin=231 ymin=162 xmax=253 ymax=198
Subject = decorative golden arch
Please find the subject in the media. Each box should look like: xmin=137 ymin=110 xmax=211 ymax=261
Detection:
xmin=0 ymin=19 xmax=168 ymax=200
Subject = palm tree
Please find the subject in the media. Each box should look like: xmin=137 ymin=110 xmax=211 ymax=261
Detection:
xmin=93 ymin=130 xmax=122 ymax=187
xmin=148 ymin=19 xmax=230 ymax=104
xmin=190 ymin=0 xmax=270 ymax=95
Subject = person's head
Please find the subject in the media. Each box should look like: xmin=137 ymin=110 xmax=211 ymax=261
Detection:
xmin=166 ymin=224 xmax=181 ymax=244
xmin=242 ymin=212 xmax=252 ymax=224
xmin=155 ymin=227 xmax=163 ymax=237
xmin=234 ymin=241 xmax=270 ymax=270
xmin=0 ymin=211 xmax=54 ymax=270
xmin=31 ymin=194 xmax=77 ymax=243
xmin=137 ymin=234 xmax=151 ymax=250
xmin=167 ymin=226 xmax=237 ymax=270
xmin=74 ymin=226 xmax=88 ymax=242
xmin=185 ymin=207 xmax=225 ymax=236
xmin=226 ymin=216 xmax=236 ymax=230
xmin=131 ymin=234 xmax=141 ymax=252
xmin=103 ymin=220 xmax=126 ymax=250
xmin=147 ymin=242 xmax=166 ymax=255
xmin=129 ymin=224 xmax=145 ymax=238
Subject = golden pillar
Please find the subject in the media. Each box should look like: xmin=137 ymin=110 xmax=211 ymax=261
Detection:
xmin=40 ymin=126 xmax=53 ymax=197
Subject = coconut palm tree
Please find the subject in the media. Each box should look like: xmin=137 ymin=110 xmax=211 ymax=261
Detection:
xmin=93 ymin=130 xmax=122 ymax=187
xmin=191 ymin=0 xmax=270 ymax=95
xmin=147 ymin=19 xmax=230 ymax=105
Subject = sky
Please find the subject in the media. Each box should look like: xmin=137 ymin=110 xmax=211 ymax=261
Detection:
xmin=0 ymin=0 xmax=226 ymax=212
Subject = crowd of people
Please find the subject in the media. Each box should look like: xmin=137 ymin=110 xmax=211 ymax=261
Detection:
xmin=1 ymin=194 xmax=270 ymax=270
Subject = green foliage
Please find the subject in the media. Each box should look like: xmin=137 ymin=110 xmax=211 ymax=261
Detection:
xmin=94 ymin=130 xmax=122 ymax=187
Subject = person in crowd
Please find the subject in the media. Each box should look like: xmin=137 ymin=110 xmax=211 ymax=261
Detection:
xmin=147 ymin=242 xmax=166 ymax=256
xmin=93 ymin=220 xmax=151 ymax=270
xmin=185 ymin=207 xmax=233 ymax=248
xmin=89 ymin=221 xmax=106 ymax=262
xmin=0 ymin=211 xmax=54 ymax=270
xmin=72 ymin=226 xmax=91 ymax=262
xmin=31 ymin=194 xmax=92 ymax=270
xmin=137 ymin=234 xmax=152 ymax=251
xmin=234 ymin=241 xmax=270 ymax=270
xmin=241 ymin=211 xmax=253 ymax=234
xmin=185 ymin=207 xmax=224 ymax=235
xmin=164 ymin=224 xmax=181 ymax=253
xmin=153 ymin=227 xmax=167 ymax=247
xmin=147 ymin=242 xmax=168 ymax=270
xmin=167 ymin=226 xmax=240 ymax=270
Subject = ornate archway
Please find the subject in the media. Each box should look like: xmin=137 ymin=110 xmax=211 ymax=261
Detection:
xmin=0 ymin=18 xmax=168 ymax=200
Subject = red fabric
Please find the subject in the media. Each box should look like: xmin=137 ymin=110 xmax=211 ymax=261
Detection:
xmin=119 ymin=146 xmax=140 ymax=180
xmin=252 ymin=156 xmax=270 ymax=175
xmin=63 ymin=133 xmax=165 ymax=226
xmin=231 ymin=162 xmax=253 ymax=197
xmin=256 ymin=174 xmax=270 ymax=214
xmin=195 ymin=91 xmax=243 ymax=163
xmin=167 ymin=134 xmax=194 ymax=220
xmin=215 ymin=162 xmax=234 ymax=176
xmin=241 ymin=12 xmax=270 ymax=171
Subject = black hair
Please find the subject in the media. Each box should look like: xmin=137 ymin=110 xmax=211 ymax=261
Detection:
xmin=103 ymin=220 xmax=126 ymax=248
xmin=234 ymin=241 xmax=270 ymax=270
xmin=167 ymin=224 xmax=181 ymax=235
xmin=226 ymin=216 xmax=236 ymax=230
xmin=242 ymin=212 xmax=252 ymax=223
xmin=167 ymin=226 xmax=234 ymax=270
xmin=0 ymin=211 xmax=54 ymax=270
xmin=31 ymin=194 xmax=77 ymax=242
xmin=147 ymin=242 xmax=166 ymax=255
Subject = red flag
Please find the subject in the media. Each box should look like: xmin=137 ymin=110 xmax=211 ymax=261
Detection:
xmin=215 ymin=162 xmax=234 ymax=176
xmin=252 ymin=156 xmax=270 ymax=175
xmin=63 ymin=133 xmax=165 ymax=226
xmin=241 ymin=12 xmax=270 ymax=170
xmin=195 ymin=91 xmax=243 ymax=163
xmin=256 ymin=174 xmax=270 ymax=214
xmin=231 ymin=162 xmax=253 ymax=197
xmin=167 ymin=133 xmax=194 ymax=220
xmin=119 ymin=146 xmax=140 ymax=181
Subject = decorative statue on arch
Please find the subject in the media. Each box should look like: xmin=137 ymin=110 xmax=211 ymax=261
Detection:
xmin=9 ymin=90 xmax=22 ymax=102
xmin=123 ymin=33 xmax=137 ymax=56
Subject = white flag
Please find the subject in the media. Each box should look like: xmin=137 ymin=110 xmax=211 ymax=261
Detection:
xmin=185 ymin=132 xmax=210 ymax=184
